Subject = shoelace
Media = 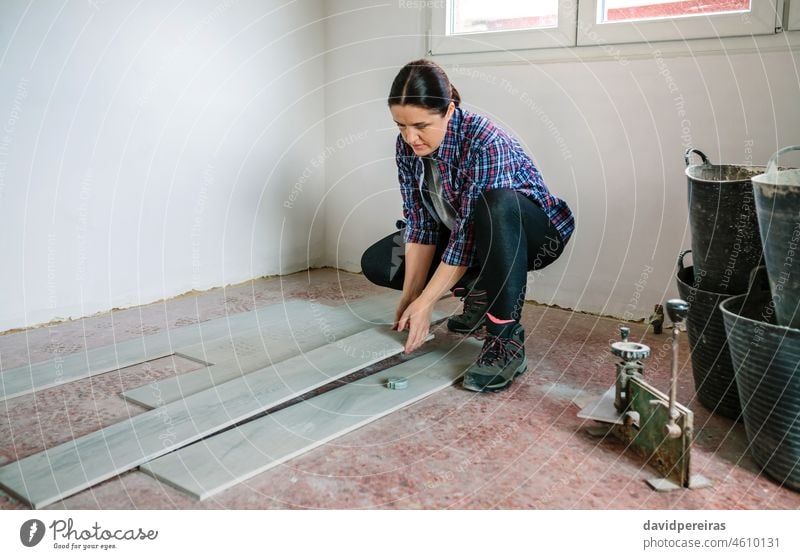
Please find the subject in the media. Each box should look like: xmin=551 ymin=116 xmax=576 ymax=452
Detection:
xmin=475 ymin=333 xmax=523 ymax=366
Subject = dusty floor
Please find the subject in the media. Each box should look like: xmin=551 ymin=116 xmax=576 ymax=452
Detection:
xmin=0 ymin=268 xmax=798 ymax=510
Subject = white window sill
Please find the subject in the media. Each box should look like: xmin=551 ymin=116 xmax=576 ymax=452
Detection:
xmin=428 ymin=28 xmax=800 ymax=66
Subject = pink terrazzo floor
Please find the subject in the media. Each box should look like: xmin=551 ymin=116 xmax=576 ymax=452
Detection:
xmin=1 ymin=268 xmax=798 ymax=510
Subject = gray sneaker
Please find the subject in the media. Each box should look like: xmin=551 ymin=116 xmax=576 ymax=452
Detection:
xmin=462 ymin=323 xmax=527 ymax=393
xmin=447 ymin=287 xmax=488 ymax=333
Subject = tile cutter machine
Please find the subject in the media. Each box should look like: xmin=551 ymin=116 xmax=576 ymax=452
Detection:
xmin=578 ymin=299 xmax=711 ymax=491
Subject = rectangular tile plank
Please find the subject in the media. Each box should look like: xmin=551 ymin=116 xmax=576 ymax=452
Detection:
xmin=176 ymin=293 xmax=401 ymax=365
xmin=122 ymin=294 xmax=446 ymax=409
xmin=0 ymin=300 xmax=320 ymax=402
xmin=141 ymin=338 xmax=481 ymax=500
xmin=0 ymin=326 xmax=422 ymax=509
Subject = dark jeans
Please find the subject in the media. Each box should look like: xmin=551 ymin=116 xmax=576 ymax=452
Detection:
xmin=361 ymin=190 xmax=565 ymax=322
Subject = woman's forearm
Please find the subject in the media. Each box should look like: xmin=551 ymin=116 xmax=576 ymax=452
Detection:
xmin=403 ymin=243 xmax=468 ymax=305
xmin=395 ymin=248 xmax=468 ymax=353
xmin=418 ymin=261 xmax=468 ymax=305
xmin=403 ymin=242 xmax=437 ymax=297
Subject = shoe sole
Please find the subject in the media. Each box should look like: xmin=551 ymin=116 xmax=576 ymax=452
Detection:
xmin=462 ymin=359 xmax=528 ymax=393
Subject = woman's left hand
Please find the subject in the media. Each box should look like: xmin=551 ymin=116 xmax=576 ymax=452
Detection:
xmin=395 ymin=297 xmax=433 ymax=354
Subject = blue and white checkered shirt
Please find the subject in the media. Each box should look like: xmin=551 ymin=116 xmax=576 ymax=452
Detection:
xmin=396 ymin=107 xmax=575 ymax=267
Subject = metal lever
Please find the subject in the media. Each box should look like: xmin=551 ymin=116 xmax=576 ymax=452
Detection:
xmin=665 ymin=299 xmax=689 ymax=439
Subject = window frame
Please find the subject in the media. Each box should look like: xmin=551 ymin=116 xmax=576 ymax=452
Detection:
xmin=789 ymin=0 xmax=800 ymax=29
xmin=428 ymin=1 xmax=578 ymax=55
xmin=577 ymin=0 xmax=781 ymax=46
xmin=428 ymin=0 xmax=786 ymax=57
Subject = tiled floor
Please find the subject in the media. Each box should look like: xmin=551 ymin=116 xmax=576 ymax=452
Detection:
xmin=0 ymin=268 xmax=798 ymax=510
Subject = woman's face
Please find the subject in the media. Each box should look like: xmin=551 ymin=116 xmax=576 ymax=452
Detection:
xmin=390 ymin=102 xmax=455 ymax=157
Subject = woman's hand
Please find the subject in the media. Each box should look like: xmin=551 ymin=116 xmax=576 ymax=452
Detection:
xmin=395 ymin=297 xmax=433 ymax=354
xmin=393 ymin=293 xmax=415 ymax=330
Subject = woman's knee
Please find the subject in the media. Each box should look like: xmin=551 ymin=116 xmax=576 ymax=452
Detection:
xmin=361 ymin=242 xmax=385 ymax=285
xmin=361 ymin=231 xmax=404 ymax=287
xmin=475 ymin=189 xmax=523 ymax=228
xmin=528 ymin=233 xmax=563 ymax=270
xmin=361 ymin=250 xmax=376 ymax=284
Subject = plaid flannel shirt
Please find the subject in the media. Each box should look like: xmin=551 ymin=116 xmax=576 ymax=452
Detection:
xmin=396 ymin=107 xmax=575 ymax=268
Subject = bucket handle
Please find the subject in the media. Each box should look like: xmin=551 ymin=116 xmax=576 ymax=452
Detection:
xmin=677 ymin=249 xmax=692 ymax=272
xmin=684 ymin=148 xmax=709 ymax=167
xmin=766 ymin=145 xmax=800 ymax=175
xmin=747 ymin=265 xmax=770 ymax=293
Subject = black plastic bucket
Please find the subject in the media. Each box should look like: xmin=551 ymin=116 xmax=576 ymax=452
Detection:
xmin=685 ymin=148 xmax=765 ymax=294
xmin=720 ymin=289 xmax=800 ymax=491
xmin=752 ymin=145 xmax=800 ymax=330
xmin=675 ymin=250 xmax=741 ymax=420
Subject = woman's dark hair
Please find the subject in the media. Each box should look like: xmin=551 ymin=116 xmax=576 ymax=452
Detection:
xmin=388 ymin=59 xmax=460 ymax=116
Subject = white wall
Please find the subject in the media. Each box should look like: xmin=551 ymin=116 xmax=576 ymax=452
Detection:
xmin=2 ymin=1 xmax=797 ymax=332
xmin=0 ymin=0 xmax=326 ymax=331
xmin=323 ymin=1 xmax=800 ymax=319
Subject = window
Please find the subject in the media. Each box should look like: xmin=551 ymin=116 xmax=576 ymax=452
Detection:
xmin=429 ymin=0 xmax=783 ymax=55
xmin=429 ymin=0 xmax=577 ymax=54
xmin=600 ymin=0 xmax=752 ymax=23
xmin=451 ymin=0 xmax=559 ymax=34
xmin=578 ymin=0 xmax=780 ymax=45
xmin=790 ymin=0 xmax=800 ymax=30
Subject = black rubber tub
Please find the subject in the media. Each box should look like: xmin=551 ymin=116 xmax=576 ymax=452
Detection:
xmin=752 ymin=145 xmax=800 ymax=330
xmin=675 ymin=250 xmax=741 ymax=420
xmin=721 ymin=289 xmax=800 ymax=491
xmin=685 ymin=148 xmax=765 ymax=294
